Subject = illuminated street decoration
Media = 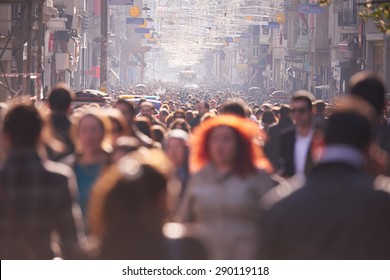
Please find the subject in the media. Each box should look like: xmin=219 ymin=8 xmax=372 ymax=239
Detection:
xmin=151 ymin=0 xmax=284 ymax=67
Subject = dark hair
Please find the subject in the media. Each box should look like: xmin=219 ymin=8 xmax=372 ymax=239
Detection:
xmin=325 ymin=111 xmax=372 ymax=150
xmin=315 ymin=100 xmax=326 ymax=113
xmin=291 ymin=90 xmax=314 ymax=110
xmin=114 ymin=99 xmax=136 ymax=116
xmin=272 ymin=106 xmax=281 ymax=116
xmin=261 ymin=111 xmax=277 ymax=124
xmin=220 ymin=101 xmax=246 ymax=118
xmin=254 ymin=108 xmax=263 ymax=117
xmin=348 ymin=72 xmax=386 ymax=117
xmin=203 ymin=102 xmax=210 ymax=110
xmin=159 ymin=108 xmax=169 ymax=116
xmin=4 ymin=102 xmax=42 ymax=148
xmin=279 ymin=105 xmax=291 ymax=118
xmin=48 ymin=83 xmax=74 ymax=113
xmin=135 ymin=116 xmax=154 ymax=140
xmin=151 ymin=125 xmax=166 ymax=143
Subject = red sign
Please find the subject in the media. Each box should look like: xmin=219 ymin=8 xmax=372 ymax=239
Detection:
xmin=48 ymin=33 xmax=54 ymax=52
xmin=95 ymin=65 xmax=100 ymax=79
xmin=85 ymin=66 xmax=100 ymax=78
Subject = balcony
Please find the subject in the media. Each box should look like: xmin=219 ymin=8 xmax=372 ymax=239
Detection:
xmin=338 ymin=9 xmax=357 ymax=27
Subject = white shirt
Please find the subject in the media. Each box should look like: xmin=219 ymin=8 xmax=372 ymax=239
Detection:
xmin=294 ymin=128 xmax=314 ymax=175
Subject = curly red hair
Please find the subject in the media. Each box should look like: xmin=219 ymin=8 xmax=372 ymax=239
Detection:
xmin=190 ymin=115 xmax=272 ymax=176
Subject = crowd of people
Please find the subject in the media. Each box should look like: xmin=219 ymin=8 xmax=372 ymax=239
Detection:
xmin=1 ymin=71 xmax=390 ymax=259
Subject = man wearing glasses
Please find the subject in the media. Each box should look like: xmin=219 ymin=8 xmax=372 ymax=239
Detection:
xmin=279 ymin=91 xmax=316 ymax=178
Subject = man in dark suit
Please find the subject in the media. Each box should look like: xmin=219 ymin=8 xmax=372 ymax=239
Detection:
xmin=279 ymin=91 xmax=316 ymax=177
xmin=264 ymin=105 xmax=293 ymax=169
xmin=260 ymin=99 xmax=390 ymax=259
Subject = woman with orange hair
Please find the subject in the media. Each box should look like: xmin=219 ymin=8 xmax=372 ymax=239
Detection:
xmin=178 ymin=115 xmax=276 ymax=259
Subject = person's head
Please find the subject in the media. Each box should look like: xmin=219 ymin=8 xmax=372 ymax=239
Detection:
xmin=135 ymin=116 xmax=154 ymax=140
xmin=261 ymin=111 xmax=277 ymax=125
xmin=324 ymin=97 xmax=376 ymax=152
xmin=200 ymin=112 xmax=216 ymax=123
xmin=151 ymin=125 xmax=166 ymax=144
xmin=314 ymin=100 xmax=326 ymax=114
xmin=140 ymin=102 xmax=155 ymax=118
xmin=88 ymin=148 xmax=173 ymax=240
xmin=210 ymin=99 xmax=217 ymax=109
xmin=74 ymin=110 xmax=111 ymax=155
xmin=291 ymin=90 xmax=314 ymax=127
xmin=348 ymin=72 xmax=386 ymax=119
xmin=161 ymin=103 xmax=169 ymax=111
xmin=185 ymin=110 xmax=194 ymax=123
xmin=219 ymin=101 xmax=246 ymax=118
xmin=163 ymin=129 xmax=189 ymax=168
xmin=113 ymin=99 xmax=136 ymax=125
xmin=261 ymin=103 xmax=272 ymax=112
xmin=196 ymin=101 xmax=210 ymax=116
xmin=168 ymin=100 xmax=176 ymax=111
xmin=169 ymin=118 xmax=191 ymax=134
xmin=173 ymin=109 xmax=186 ymax=120
xmin=105 ymin=108 xmax=128 ymax=146
xmin=158 ymin=108 xmax=169 ymax=124
xmin=254 ymin=108 xmax=264 ymax=121
xmin=190 ymin=115 xmax=272 ymax=176
xmin=111 ymin=136 xmax=140 ymax=162
xmin=47 ymin=83 xmax=75 ymax=114
xmin=279 ymin=104 xmax=291 ymax=119
xmin=3 ymin=99 xmax=43 ymax=149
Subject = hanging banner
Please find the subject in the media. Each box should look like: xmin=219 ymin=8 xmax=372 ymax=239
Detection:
xmin=126 ymin=18 xmax=145 ymax=25
xmin=109 ymin=0 xmax=134 ymax=5
xmin=297 ymin=4 xmax=323 ymax=14
xmin=135 ymin=28 xmax=150 ymax=34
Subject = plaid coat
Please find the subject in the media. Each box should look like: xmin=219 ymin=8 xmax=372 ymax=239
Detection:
xmin=0 ymin=149 xmax=84 ymax=259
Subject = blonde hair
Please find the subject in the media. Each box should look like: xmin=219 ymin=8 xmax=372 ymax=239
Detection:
xmin=88 ymin=148 xmax=173 ymax=239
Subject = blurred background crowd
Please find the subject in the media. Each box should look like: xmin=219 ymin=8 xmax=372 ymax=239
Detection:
xmin=1 ymin=71 xmax=390 ymax=260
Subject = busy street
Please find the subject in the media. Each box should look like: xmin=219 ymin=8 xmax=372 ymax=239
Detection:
xmin=1 ymin=0 xmax=390 ymax=260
